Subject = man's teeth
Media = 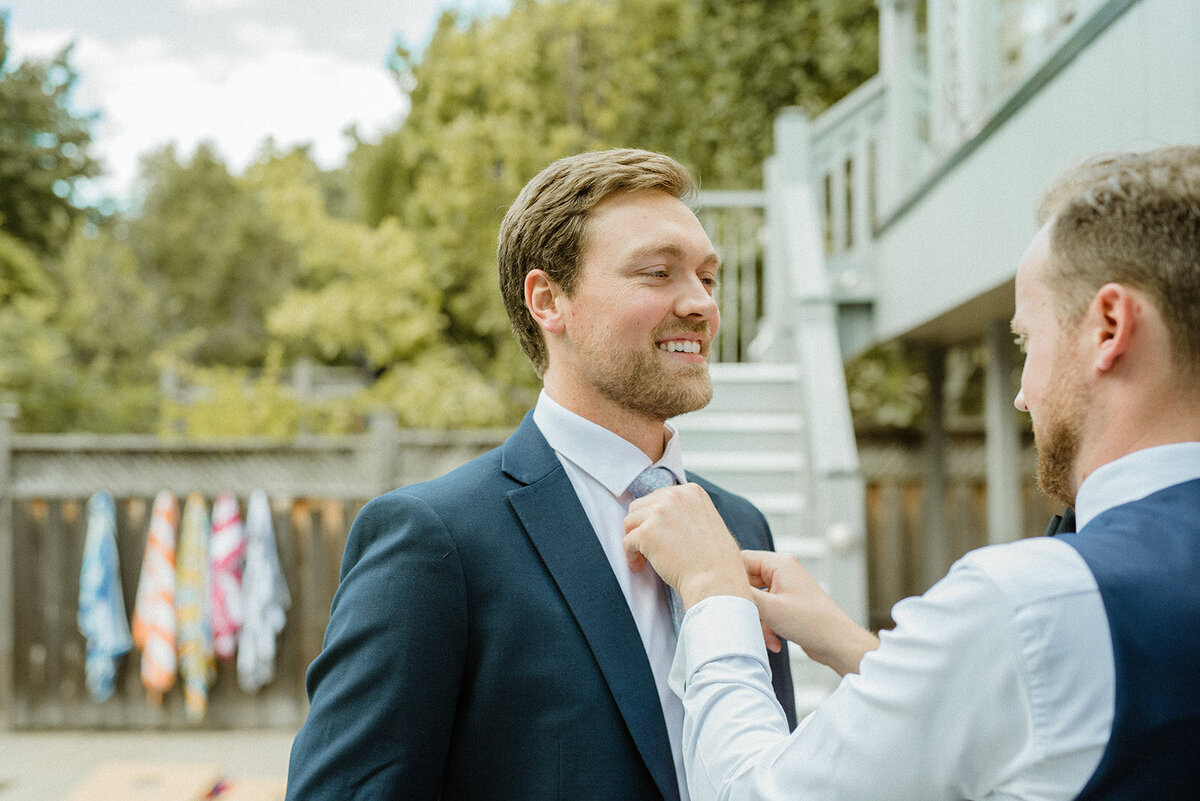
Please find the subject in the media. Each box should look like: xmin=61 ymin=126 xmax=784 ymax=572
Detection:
xmin=658 ymin=340 xmax=700 ymax=354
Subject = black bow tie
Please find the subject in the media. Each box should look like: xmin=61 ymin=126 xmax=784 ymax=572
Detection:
xmin=1043 ymin=508 xmax=1077 ymax=536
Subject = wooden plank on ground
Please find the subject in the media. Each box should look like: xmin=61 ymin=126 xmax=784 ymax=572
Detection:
xmin=212 ymin=776 xmax=287 ymax=801
xmin=62 ymin=760 xmax=220 ymax=801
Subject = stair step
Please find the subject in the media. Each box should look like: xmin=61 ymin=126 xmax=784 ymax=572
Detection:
xmin=673 ymin=411 xmax=802 ymax=432
xmin=709 ymin=362 xmax=801 ymax=382
xmin=684 ymin=450 xmax=806 ymax=474
xmin=674 ymin=410 xmax=803 ymax=451
xmin=705 ymin=362 xmax=802 ymax=414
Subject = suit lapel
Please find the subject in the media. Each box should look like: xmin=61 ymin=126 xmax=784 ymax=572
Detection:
xmin=503 ymin=415 xmax=681 ymax=801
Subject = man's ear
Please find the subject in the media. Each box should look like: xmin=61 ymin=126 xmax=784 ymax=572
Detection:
xmin=525 ymin=269 xmax=565 ymax=335
xmin=1092 ymin=282 xmax=1136 ymax=372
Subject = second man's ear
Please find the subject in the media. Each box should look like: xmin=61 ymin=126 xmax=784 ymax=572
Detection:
xmin=525 ymin=269 xmax=566 ymax=335
xmin=1091 ymin=282 xmax=1136 ymax=372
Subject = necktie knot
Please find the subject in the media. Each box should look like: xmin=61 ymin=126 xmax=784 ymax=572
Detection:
xmin=629 ymin=466 xmax=676 ymax=499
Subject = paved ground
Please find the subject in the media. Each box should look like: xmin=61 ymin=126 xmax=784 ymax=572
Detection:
xmin=0 ymin=729 xmax=296 ymax=801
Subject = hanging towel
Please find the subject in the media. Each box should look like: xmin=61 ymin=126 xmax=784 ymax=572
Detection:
xmin=237 ymin=490 xmax=291 ymax=693
xmin=176 ymin=492 xmax=214 ymax=722
xmin=210 ymin=491 xmax=246 ymax=660
xmin=77 ymin=491 xmax=132 ymax=702
xmin=131 ymin=490 xmax=179 ymax=704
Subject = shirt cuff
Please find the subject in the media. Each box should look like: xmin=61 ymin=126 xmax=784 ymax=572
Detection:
xmin=670 ymin=595 xmax=769 ymax=698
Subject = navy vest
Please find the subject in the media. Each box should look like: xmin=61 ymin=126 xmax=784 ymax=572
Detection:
xmin=1056 ymin=478 xmax=1200 ymax=800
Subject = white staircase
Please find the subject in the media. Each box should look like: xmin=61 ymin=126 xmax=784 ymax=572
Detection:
xmin=675 ymin=363 xmax=808 ymax=542
xmin=674 ymin=361 xmax=843 ymax=712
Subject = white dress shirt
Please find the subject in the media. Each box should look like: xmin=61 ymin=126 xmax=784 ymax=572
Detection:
xmin=533 ymin=390 xmax=691 ymax=800
xmin=671 ymin=441 xmax=1200 ymax=801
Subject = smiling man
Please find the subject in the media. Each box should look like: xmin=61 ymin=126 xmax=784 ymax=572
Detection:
xmin=285 ymin=148 xmax=795 ymax=801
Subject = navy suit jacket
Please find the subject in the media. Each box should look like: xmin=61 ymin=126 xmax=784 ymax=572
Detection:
xmin=286 ymin=413 xmax=796 ymax=800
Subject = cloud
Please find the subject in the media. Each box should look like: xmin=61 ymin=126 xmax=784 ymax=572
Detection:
xmin=5 ymin=27 xmax=77 ymax=62
xmin=232 ymin=20 xmax=305 ymax=51
xmin=181 ymin=0 xmax=260 ymax=12
xmin=17 ymin=26 xmax=408 ymax=202
xmin=2 ymin=2 xmax=517 ymax=204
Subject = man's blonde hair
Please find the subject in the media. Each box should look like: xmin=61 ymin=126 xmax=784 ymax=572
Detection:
xmin=1038 ymin=145 xmax=1200 ymax=382
xmin=498 ymin=149 xmax=696 ymax=376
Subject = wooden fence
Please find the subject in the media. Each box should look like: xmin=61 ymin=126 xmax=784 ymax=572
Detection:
xmin=859 ymin=429 xmax=1060 ymax=631
xmin=0 ymin=411 xmax=1057 ymax=730
xmin=0 ymin=409 xmax=507 ymax=731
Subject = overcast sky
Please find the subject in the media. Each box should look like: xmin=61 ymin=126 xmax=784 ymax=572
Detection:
xmin=2 ymin=0 xmax=509 ymax=203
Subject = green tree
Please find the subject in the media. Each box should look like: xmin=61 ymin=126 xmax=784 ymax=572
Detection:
xmin=129 ymin=143 xmax=298 ymax=367
xmin=0 ymin=16 xmax=111 ymax=431
xmin=0 ymin=228 xmax=77 ymax=430
xmin=250 ymin=148 xmax=520 ymax=428
xmin=45 ymin=224 xmax=162 ymax=431
xmin=163 ymin=147 xmax=521 ymax=436
xmin=0 ymin=16 xmax=99 ymax=256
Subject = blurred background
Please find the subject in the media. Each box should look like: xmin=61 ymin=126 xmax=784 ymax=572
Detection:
xmin=0 ymin=0 xmax=1194 ymax=796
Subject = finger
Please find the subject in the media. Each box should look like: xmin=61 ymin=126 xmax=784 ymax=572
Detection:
xmin=759 ymin=616 xmax=783 ymax=653
xmin=622 ymin=531 xmax=647 ymax=572
xmin=624 ymin=504 xmax=647 ymax=533
xmin=750 ymin=586 xmax=790 ymax=638
xmin=742 ymin=550 xmax=776 ymax=588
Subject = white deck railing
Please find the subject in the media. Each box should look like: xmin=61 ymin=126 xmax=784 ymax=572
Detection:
xmin=809 ymin=76 xmax=887 ymax=301
xmin=695 ymin=191 xmax=766 ymax=364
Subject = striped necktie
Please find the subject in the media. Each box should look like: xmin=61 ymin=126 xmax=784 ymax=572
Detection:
xmin=628 ymin=466 xmax=686 ymax=633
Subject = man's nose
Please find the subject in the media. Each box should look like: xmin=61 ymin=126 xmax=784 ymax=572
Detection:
xmin=677 ymin=277 xmax=719 ymax=320
xmin=1013 ymin=388 xmax=1028 ymax=412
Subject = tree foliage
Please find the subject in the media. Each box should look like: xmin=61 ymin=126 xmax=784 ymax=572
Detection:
xmin=129 ymin=144 xmax=298 ymax=367
xmin=0 ymin=18 xmax=108 ymax=430
xmin=0 ymin=16 xmax=99 ymax=256
xmin=0 ymin=228 xmax=77 ymax=430
xmin=1 ymin=1 xmax=887 ymax=434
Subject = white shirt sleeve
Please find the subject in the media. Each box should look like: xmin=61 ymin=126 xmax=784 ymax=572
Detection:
xmin=670 ymin=540 xmax=1111 ymax=801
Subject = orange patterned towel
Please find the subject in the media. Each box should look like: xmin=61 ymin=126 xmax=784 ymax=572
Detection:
xmin=132 ymin=490 xmax=179 ymax=704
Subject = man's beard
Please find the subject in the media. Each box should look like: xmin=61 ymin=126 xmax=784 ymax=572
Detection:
xmin=585 ymin=322 xmax=714 ymax=421
xmin=1033 ymin=367 xmax=1086 ymax=509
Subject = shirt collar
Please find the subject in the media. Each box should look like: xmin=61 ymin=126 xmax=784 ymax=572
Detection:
xmin=532 ymin=390 xmax=686 ymax=498
xmin=1074 ymin=442 xmax=1200 ymax=531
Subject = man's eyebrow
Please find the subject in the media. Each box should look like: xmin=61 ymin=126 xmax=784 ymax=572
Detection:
xmin=624 ymin=243 xmax=721 ymax=268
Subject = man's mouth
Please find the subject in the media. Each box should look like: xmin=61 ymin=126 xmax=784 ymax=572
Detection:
xmin=656 ymin=339 xmax=701 ymax=354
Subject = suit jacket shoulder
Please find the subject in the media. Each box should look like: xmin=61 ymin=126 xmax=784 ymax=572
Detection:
xmin=685 ymin=471 xmax=774 ymax=550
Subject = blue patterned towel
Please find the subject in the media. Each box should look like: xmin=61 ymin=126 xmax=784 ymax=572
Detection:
xmin=77 ymin=491 xmax=132 ymax=702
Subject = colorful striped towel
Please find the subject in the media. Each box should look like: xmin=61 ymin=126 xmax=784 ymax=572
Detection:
xmin=176 ymin=492 xmax=214 ymax=722
xmin=131 ymin=490 xmax=179 ymax=704
xmin=237 ymin=490 xmax=291 ymax=692
xmin=210 ymin=491 xmax=247 ymax=660
xmin=77 ymin=491 xmax=132 ymax=702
